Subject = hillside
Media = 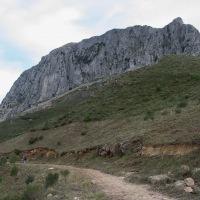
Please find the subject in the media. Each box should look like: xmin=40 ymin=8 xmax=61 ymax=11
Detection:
xmin=1 ymin=17 xmax=200 ymax=120
xmin=1 ymin=55 xmax=200 ymax=146
xmin=1 ymin=55 xmax=200 ymax=199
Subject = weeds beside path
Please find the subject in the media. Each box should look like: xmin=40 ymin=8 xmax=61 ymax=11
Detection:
xmin=23 ymin=163 xmax=175 ymax=200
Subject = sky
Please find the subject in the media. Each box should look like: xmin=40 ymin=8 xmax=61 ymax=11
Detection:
xmin=0 ymin=0 xmax=200 ymax=103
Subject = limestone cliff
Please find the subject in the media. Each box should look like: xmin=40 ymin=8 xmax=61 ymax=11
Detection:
xmin=1 ymin=17 xmax=200 ymax=120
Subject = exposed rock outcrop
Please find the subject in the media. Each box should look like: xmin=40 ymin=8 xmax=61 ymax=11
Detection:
xmin=1 ymin=17 xmax=200 ymax=120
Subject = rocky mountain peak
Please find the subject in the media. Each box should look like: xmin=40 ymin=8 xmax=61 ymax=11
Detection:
xmin=0 ymin=18 xmax=200 ymax=120
xmin=172 ymin=17 xmax=184 ymax=25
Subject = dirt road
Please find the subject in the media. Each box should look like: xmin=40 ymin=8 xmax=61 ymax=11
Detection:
xmin=26 ymin=163 xmax=176 ymax=200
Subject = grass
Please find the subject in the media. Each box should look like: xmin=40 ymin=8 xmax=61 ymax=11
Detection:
xmin=1 ymin=55 xmax=200 ymax=144
xmin=0 ymin=163 xmax=110 ymax=200
xmin=0 ymin=55 xmax=200 ymax=154
xmin=1 ymin=55 xmax=200 ymax=199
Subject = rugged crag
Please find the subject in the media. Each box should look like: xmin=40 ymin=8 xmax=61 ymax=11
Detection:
xmin=1 ymin=17 xmax=200 ymax=120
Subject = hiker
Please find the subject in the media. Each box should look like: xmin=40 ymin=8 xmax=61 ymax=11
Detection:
xmin=22 ymin=155 xmax=28 ymax=164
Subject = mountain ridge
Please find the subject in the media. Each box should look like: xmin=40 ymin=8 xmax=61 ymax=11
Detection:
xmin=1 ymin=17 xmax=200 ymax=120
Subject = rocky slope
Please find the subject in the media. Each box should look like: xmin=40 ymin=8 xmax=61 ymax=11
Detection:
xmin=1 ymin=17 xmax=200 ymax=120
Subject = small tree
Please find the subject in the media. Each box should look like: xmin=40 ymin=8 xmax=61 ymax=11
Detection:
xmin=61 ymin=169 xmax=70 ymax=183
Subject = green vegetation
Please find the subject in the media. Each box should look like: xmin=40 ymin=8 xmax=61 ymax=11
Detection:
xmin=1 ymin=55 xmax=200 ymax=199
xmin=0 ymin=163 xmax=109 ymax=200
xmin=45 ymin=173 xmax=59 ymax=188
xmin=10 ymin=166 xmax=18 ymax=177
xmin=28 ymin=136 xmax=43 ymax=145
xmin=25 ymin=175 xmax=35 ymax=185
xmin=60 ymin=170 xmax=70 ymax=183
xmin=21 ymin=185 xmax=44 ymax=200
xmin=1 ymin=55 xmax=200 ymax=143
xmin=13 ymin=149 xmax=21 ymax=156
xmin=9 ymin=155 xmax=18 ymax=164
xmin=0 ymin=157 xmax=7 ymax=166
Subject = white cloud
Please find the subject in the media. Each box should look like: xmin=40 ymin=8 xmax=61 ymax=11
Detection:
xmin=0 ymin=0 xmax=92 ymax=63
xmin=0 ymin=61 xmax=23 ymax=103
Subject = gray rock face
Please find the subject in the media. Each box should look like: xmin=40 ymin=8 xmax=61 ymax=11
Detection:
xmin=1 ymin=17 xmax=200 ymax=120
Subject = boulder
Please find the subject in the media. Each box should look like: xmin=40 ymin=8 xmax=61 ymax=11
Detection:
xmin=111 ymin=143 xmax=124 ymax=157
xmin=174 ymin=180 xmax=185 ymax=190
xmin=180 ymin=165 xmax=191 ymax=177
xmin=47 ymin=193 xmax=53 ymax=197
xmin=148 ymin=174 xmax=172 ymax=185
xmin=184 ymin=187 xmax=193 ymax=193
xmin=184 ymin=177 xmax=195 ymax=187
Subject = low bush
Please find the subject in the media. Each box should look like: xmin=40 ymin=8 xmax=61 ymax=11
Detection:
xmin=29 ymin=137 xmax=38 ymax=145
xmin=177 ymin=101 xmax=187 ymax=108
xmin=156 ymin=84 xmax=162 ymax=92
xmin=14 ymin=149 xmax=21 ymax=155
xmin=60 ymin=169 xmax=70 ymax=183
xmin=9 ymin=155 xmax=18 ymax=164
xmin=10 ymin=166 xmax=19 ymax=177
xmin=144 ymin=109 xmax=154 ymax=120
xmin=38 ymin=136 xmax=43 ymax=140
xmin=81 ymin=131 xmax=87 ymax=136
xmin=21 ymin=184 xmax=44 ymax=200
xmin=45 ymin=173 xmax=59 ymax=188
xmin=25 ymin=175 xmax=35 ymax=185
xmin=0 ymin=156 xmax=7 ymax=166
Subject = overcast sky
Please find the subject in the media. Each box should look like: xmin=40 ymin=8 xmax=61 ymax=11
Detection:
xmin=0 ymin=0 xmax=200 ymax=103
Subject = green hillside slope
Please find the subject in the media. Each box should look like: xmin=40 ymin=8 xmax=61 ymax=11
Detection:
xmin=1 ymin=55 xmax=200 ymax=145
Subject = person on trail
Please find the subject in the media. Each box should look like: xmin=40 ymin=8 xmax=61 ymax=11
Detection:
xmin=22 ymin=155 xmax=28 ymax=164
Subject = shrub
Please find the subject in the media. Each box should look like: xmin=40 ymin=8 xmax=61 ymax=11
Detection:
xmin=28 ymin=137 xmax=39 ymax=145
xmin=81 ymin=131 xmax=87 ymax=136
xmin=45 ymin=173 xmax=59 ymax=188
xmin=42 ymin=126 xmax=50 ymax=131
xmin=190 ymin=73 xmax=200 ymax=80
xmin=60 ymin=169 xmax=70 ymax=183
xmin=57 ymin=141 xmax=61 ymax=145
xmin=39 ymin=136 xmax=44 ymax=140
xmin=14 ymin=149 xmax=21 ymax=155
xmin=0 ymin=175 xmax=2 ymax=183
xmin=83 ymin=114 xmax=93 ymax=122
xmin=22 ymin=184 xmax=44 ymax=200
xmin=0 ymin=156 xmax=7 ymax=166
xmin=10 ymin=166 xmax=19 ymax=177
xmin=161 ymin=110 xmax=168 ymax=116
xmin=144 ymin=109 xmax=154 ymax=120
xmin=9 ymin=155 xmax=18 ymax=164
xmin=175 ymin=108 xmax=181 ymax=114
xmin=25 ymin=175 xmax=35 ymax=184
xmin=177 ymin=101 xmax=187 ymax=108
xmin=156 ymin=84 xmax=162 ymax=92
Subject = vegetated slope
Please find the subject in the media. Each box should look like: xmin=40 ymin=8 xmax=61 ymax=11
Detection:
xmin=1 ymin=17 xmax=200 ymax=120
xmin=1 ymin=55 xmax=200 ymax=200
xmin=0 ymin=55 xmax=200 ymax=149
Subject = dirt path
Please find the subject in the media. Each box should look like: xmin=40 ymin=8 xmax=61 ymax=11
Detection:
xmin=26 ymin=163 xmax=176 ymax=200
